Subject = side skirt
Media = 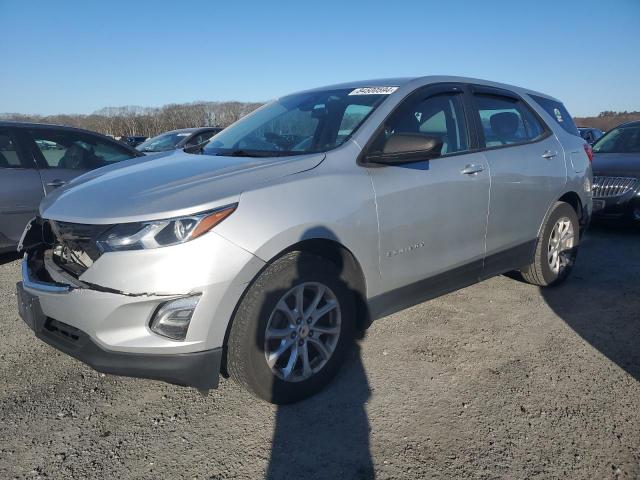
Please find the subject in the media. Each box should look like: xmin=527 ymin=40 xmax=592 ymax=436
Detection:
xmin=367 ymin=240 xmax=537 ymax=321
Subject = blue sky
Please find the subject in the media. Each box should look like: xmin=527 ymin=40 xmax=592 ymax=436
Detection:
xmin=1 ymin=0 xmax=638 ymax=117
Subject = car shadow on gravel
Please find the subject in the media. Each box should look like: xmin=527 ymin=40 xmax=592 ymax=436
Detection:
xmin=259 ymin=227 xmax=374 ymax=480
xmin=541 ymin=223 xmax=640 ymax=381
xmin=0 ymin=252 xmax=19 ymax=266
xmin=266 ymin=345 xmax=374 ymax=480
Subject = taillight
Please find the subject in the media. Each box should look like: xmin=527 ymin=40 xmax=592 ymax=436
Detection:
xmin=583 ymin=143 xmax=593 ymax=162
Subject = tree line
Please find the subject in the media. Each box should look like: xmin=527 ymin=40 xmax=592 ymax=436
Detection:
xmin=2 ymin=102 xmax=639 ymax=138
xmin=574 ymin=111 xmax=640 ymax=132
xmin=0 ymin=101 xmax=264 ymax=138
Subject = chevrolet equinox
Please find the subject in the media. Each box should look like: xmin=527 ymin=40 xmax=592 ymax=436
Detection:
xmin=16 ymin=77 xmax=593 ymax=404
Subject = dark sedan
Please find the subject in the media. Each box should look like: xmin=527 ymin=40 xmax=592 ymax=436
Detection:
xmin=136 ymin=127 xmax=222 ymax=154
xmin=591 ymin=121 xmax=640 ymax=222
xmin=0 ymin=122 xmax=143 ymax=253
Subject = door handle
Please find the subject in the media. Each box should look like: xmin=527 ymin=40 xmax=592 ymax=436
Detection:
xmin=461 ymin=164 xmax=485 ymax=175
xmin=542 ymin=150 xmax=558 ymax=159
xmin=46 ymin=180 xmax=67 ymax=188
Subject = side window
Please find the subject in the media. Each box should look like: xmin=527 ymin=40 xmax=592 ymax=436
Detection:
xmin=339 ymin=104 xmax=374 ymax=138
xmin=529 ymin=94 xmax=580 ymax=137
xmin=0 ymin=132 xmax=26 ymax=168
xmin=186 ymin=131 xmax=216 ymax=147
xmin=31 ymin=130 xmax=136 ymax=170
xmin=373 ymin=92 xmax=469 ymax=156
xmin=474 ymin=94 xmax=545 ymax=147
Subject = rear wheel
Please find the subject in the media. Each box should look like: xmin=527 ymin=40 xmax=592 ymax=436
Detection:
xmin=521 ymin=202 xmax=579 ymax=287
xmin=227 ymin=251 xmax=355 ymax=404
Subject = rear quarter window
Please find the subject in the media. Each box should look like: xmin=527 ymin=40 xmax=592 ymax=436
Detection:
xmin=529 ymin=94 xmax=580 ymax=137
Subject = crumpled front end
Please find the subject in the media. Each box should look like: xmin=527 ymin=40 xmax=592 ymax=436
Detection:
xmin=16 ymin=217 xmax=265 ymax=389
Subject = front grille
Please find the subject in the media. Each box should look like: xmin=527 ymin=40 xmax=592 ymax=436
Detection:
xmin=48 ymin=220 xmax=112 ymax=277
xmin=592 ymin=176 xmax=638 ymax=198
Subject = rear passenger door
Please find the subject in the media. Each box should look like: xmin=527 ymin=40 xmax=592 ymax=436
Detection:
xmin=471 ymin=86 xmax=566 ymax=277
xmin=0 ymin=128 xmax=44 ymax=249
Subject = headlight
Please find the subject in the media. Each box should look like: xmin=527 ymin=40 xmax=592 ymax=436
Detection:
xmin=97 ymin=204 xmax=236 ymax=251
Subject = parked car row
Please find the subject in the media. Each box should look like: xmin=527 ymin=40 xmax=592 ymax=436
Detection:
xmin=0 ymin=122 xmax=143 ymax=252
xmin=136 ymin=127 xmax=222 ymax=153
xmin=0 ymin=124 xmax=224 ymax=253
xmin=15 ymin=76 xmax=596 ymax=404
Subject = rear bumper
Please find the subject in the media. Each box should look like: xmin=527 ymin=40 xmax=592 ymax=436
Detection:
xmin=17 ymin=281 xmax=222 ymax=389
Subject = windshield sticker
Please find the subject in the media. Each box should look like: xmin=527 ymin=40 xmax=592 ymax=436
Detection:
xmin=176 ymin=133 xmax=191 ymax=136
xmin=349 ymin=86 xmax=398 ymax=96
xmin=553 ymin=108 xmax=564 ymax=122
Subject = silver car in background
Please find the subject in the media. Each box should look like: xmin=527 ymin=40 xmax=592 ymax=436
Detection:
xmin=0 ymin=122 xmax=142 ymax=253
xmin=16 ymin=76 xmax=592 ymax=404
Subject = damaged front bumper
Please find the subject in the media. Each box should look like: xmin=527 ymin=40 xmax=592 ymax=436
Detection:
xmin=17 ymin=279 xmax=222 ymax=389
xmin=16 ymin=217 xmax=266 ymax=390
xmin=17 ymin=253 xmax=222 ymax=389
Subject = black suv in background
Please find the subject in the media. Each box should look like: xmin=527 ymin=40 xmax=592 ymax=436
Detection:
xmin=591 ymin=121 xmax=640 ymax=222
xmin=0 ymin=122 xmax=142 ymax=253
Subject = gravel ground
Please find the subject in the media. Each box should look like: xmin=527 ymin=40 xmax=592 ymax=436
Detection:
xmin=0 ymin=224 xmax=638 ymax=479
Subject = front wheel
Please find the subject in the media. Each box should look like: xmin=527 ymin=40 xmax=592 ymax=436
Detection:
xmin=227 ymin=252 xmax=355 ymax=404
xmin=520 ymin=201 xmax=579 ymax=287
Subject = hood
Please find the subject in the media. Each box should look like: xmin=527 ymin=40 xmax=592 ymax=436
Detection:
xmin=592 ymin=153 xmax=640 ymax=178
xmin=40 ymin=150 xmax=325 ymax=224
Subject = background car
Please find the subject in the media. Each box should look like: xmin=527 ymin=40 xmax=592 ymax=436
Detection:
xmin=120 ymin=136 xmax=148 ymax=147
xmin=579 ymin=127 xmax=604 ymax=145
xmin=0 ymin=121 xmax=143 ymax=253
xmin=136 ymin=127 xmax=222 ymax=154
xmin=590 ymin=121 xmax=640 ymax=222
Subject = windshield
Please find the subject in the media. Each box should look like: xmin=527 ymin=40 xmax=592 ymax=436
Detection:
xmin=136 ymin=131 xmax=192 ymax=152
xmin=202 ymin=88 xmax=391 ymax=157
xmin=593 ymin=125 xmax=640 ymax=153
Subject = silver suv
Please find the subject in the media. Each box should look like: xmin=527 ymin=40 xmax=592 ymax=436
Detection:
xmin=16 ymin=77 xmax=592 ymax=404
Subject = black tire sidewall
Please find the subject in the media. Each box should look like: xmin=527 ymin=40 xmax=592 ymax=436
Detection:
xmin=538 ymin=203 xmax=579 ymax=285
xmin=229 ymin=252 xmax=356 ymax=404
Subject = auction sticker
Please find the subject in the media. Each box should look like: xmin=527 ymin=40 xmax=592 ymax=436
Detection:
xmin=349 ymin=86 xmax=398 ymax=95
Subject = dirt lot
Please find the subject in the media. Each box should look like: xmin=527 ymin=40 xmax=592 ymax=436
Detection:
xmin=0 ymin=225 xmax=638 ymax=480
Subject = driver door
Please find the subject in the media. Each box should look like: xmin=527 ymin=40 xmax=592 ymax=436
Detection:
xmin=367 ymin=84 xmax=490 ymax=315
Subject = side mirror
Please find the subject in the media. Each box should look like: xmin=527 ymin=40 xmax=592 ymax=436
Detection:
xmin=366 ymin=133 xmax=443 ymax=165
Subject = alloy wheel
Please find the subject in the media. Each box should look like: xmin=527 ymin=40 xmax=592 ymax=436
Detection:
xmin=547 ymin=217 xmax=575 ymax=275
xmin=264 ymin=282 xmax=341 ymax=382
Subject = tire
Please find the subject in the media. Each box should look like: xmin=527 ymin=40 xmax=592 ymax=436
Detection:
xmin=520 ymin=201 xmax=579 ymax=287
xmin=227 ymin=251 xmax=356 ymax=404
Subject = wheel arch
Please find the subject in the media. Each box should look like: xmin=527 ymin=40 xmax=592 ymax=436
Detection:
xmin=219 ymin=236 xmax=370 ymax=377
xmin=537 ymin=190 xmax=585 ymax=240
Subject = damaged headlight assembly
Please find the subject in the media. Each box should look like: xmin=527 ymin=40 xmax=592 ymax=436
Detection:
xmin=97 ymin=204 xmax=237 ymax=251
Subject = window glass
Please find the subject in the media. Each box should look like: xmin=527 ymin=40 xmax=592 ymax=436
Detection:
xmin=186 ymin=131 xmax=217 ymax=147
xmin=202 ymin=88 xmax=389 ymax=156
xmin=137 ymin=132 xmax=189 ymax=152
xmin=593 ymin=125 xmax=640 ymax=153
xmin=529 ymin=94 xmax=579 ymax=137
xmin=0 ymin=132 xmax=24 ymax=168
xmin=31 ymin=130 xmax=135 ymax=170
xmin=371 ymin=92 xmax=469 ymax=156
xmin=474 ymin=94 xmax=544 ymax=147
